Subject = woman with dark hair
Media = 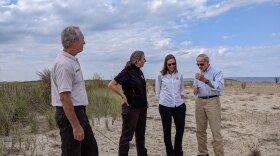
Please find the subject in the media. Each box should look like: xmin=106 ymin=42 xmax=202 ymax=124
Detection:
xmin=108 ymin=50 xmax=148 ymax=156
xmin=155 ymin=54 xmax=186 ymax=156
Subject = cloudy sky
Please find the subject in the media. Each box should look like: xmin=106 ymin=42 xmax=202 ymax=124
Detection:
xmin=0 ymin=0 xmax=279 ymax=81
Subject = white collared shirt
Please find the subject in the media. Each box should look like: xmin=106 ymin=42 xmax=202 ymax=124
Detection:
xmin=155 ymin=72 xmax=185 ymax=107
xmin=51 ymin=51 xmax=88 ymax=106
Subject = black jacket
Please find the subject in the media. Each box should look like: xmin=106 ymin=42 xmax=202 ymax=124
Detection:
xmin=114 ymin=65 xmax=148 ymax=108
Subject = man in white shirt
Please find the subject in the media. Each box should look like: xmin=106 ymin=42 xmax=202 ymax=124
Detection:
xmin=51 ymin=26 xmax=98 ymax=156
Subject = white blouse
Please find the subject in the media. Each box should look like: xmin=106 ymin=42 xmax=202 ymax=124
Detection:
xmin=155 ymin=72 xmax=185 ymax=107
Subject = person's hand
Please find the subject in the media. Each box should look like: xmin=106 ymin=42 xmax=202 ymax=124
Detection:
xmin=73 ymin=125 xmax=84 ymax=141
xmin=193 ymin=85 xmax=200 ymax=93
xmin=195 ymin=73 xmax=206 ymax=82
xmin=121 ymin=95 xmax=128 ymax=106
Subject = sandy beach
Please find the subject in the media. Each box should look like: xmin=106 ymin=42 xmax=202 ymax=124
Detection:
xmin=1 ymin=81 xmax=280 ymax=156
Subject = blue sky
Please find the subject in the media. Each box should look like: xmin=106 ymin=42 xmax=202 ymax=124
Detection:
xmin=0 ymin=0 xmax=280 ymax=81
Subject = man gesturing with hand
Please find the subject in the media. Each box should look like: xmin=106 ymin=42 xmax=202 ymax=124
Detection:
xmin=193 ymin=54 xmax=224 ymax=156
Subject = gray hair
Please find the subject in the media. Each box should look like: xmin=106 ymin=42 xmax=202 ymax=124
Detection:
xmin=61 ymin=26 xmax=82 ymax=48
xmin=197 ymin=53 xmax=209 ymax=63
xmin=125 ymin=50 xmax=144 ymax=69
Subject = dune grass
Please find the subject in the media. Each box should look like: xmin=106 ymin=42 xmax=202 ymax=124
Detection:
xmin=85 ymin=79 xmax=121 ymax=125
xmin=0 ymin=73 xmax=122 ymax=155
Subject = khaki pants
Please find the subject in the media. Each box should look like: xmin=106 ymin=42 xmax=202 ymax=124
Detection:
xmin=195 ymin=97 xmax=224 ymax=156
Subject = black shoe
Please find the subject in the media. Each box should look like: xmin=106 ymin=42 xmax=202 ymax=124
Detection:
xmin=197 ymin=154 xmax=209 ymax=156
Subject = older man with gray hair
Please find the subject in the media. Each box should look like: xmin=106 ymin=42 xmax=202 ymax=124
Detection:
xmin=193 ymin=53 xmax=224 ymax=156
xmin=51 ymin=26 xmax=98 ymax=156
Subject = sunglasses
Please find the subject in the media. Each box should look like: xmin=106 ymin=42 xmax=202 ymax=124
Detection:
xmin=196 ymin=63 xmax=205 ymax=67
xmin=167 ymin=63 xmax=176 ymax=66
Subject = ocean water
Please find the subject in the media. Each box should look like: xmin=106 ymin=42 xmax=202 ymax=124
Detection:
xmin=184 ymin=77 xmax=278 ymax=82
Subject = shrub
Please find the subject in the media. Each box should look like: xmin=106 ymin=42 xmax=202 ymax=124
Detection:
xmin=45 ymin=108 xmax=56 ymax=130
xmin=37 ymin=68 xmax=51 ymax=107
xmin=241 ymin=82 xmax=246 ymax=89
xmin=248 ymin=143 xmax=261 ymax=156
xmin=274 ymin=77 xmax=279 ymax=84
xmin=86 ymin=73 xmax=121 ymax=124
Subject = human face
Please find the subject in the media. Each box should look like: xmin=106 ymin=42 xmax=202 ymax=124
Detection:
xmin=136 ymin=55 xmax=146 ymax=68
xmin=196 ymin=57 xmax=209 ymax=71
xmin=74 ymin=31 xmax=85 ymax=53
xmin=167 ymin=58 xmax=176 ymax=73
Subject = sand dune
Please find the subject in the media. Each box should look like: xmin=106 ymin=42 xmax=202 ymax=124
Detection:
xmin=2 ymin=82 xmax=280 ymax=156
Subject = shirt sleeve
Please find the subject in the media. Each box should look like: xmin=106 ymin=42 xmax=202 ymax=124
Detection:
xmin=114 ymin=69 xmax=129 ymax=85
xmin=193 ymin=78 xmax=198 ymax=87
xmin=155 ymin=73 xmax=162 ymax=98
xmin=55 ymin=63 xmax=73 ymax=93
xmin=180 ymin=73 xmax=185 ymax=96
xmin=210 ymin=70 xmax=224 ymax=91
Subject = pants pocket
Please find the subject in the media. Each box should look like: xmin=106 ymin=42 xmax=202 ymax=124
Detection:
xmin=55 ymin=112 xmax=66 ymax=128
xmin=122 ymin=104 xmax=129 ymax=119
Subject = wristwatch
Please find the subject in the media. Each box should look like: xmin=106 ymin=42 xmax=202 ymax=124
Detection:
xmin=205 ymin=79 xmax=209 ymax=84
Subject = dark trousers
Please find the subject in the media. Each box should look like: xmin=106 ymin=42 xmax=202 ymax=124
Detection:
xmin=159 ymin=103 xmax=186 ymax=156
xmin=119 ymin=105 xmax=148 ymax=156
xmin=55 ymin=106 xmax=99 ymax=156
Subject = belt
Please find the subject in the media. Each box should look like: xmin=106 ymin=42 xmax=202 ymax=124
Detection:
xmin=56 ymin=106 xmax=86 ymax=111
xmin=198 ymin=95 xmax=218 ymax=99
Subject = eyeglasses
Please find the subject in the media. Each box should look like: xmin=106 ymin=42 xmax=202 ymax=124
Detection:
xmin=167 ymin=63 xmax=176 ymax=66
xmin=196 ymin=63 xmax=205 ymax=67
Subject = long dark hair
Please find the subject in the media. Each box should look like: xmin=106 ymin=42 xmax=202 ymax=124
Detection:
xmin=125 ymin=50 xmax=144 ymax=69
xmin=160 ymin=54 xmax=178 ymax=75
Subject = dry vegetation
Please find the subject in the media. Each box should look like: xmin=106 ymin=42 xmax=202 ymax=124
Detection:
xmin=0 ymin=79 xmax=279 ymax=156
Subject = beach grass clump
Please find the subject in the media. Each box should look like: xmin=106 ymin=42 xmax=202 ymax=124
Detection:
xmin=248 ymin=142 xmax=261 ymax=156
xmin=0 ymin=83 xmax=34 ymax=136
xmin=184 ymin=80 xmax=193 ymax=88
xmin=224 ymin=79 xmax=233 ymax=87
xmin=45 ymin=108 xmax=56 ymax=130
xmin=271 ymin=106 xmax=280 ymax=110
xmin=248 ymin=147 xmax=261 ymax=156
xmin=87 ymin=87 xmax=121 ymax=123
xmin=274 ymin=77 xmax=279 ymax=84
xmin=86 ymin=74 xmax=121 ymax=124
xmin=146 ymin=79 xmax=155 ymax=88
xmin=37 ymin=68 xmax=51 ymax=108
xmin=241 ymin=82 xmax=247 ymax=89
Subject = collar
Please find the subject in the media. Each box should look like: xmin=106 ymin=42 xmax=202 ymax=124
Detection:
xmin=167 ymin=71 xmax=177 ymax=75
xmin=132 ymin=64 xmax=140 ymax=71
xmin=202 ymin=64 xmax=211 ymax=73
xmin=60 ymin=51 xmax=77 ymax=61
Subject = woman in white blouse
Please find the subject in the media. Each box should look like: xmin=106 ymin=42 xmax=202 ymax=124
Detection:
xmin=155 ymin=54 xmax=186 ymax=156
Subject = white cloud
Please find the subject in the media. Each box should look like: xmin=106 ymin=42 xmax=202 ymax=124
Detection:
xmin=154 ymin=38 xmax=173 ymax=49
xmin=0 ymin=0 xmax=280 ymax=81
xmin=217 ymin=47 xmax=229 ymax=54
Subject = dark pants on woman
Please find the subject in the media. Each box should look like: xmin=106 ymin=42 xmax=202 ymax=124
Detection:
xmin=159 ymin=103 xmax=186 ymax=156
xmin=119 ymin=105 xmax=148 ymax=156
xmin=55 ymin=106 xmax=99 ymax=156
